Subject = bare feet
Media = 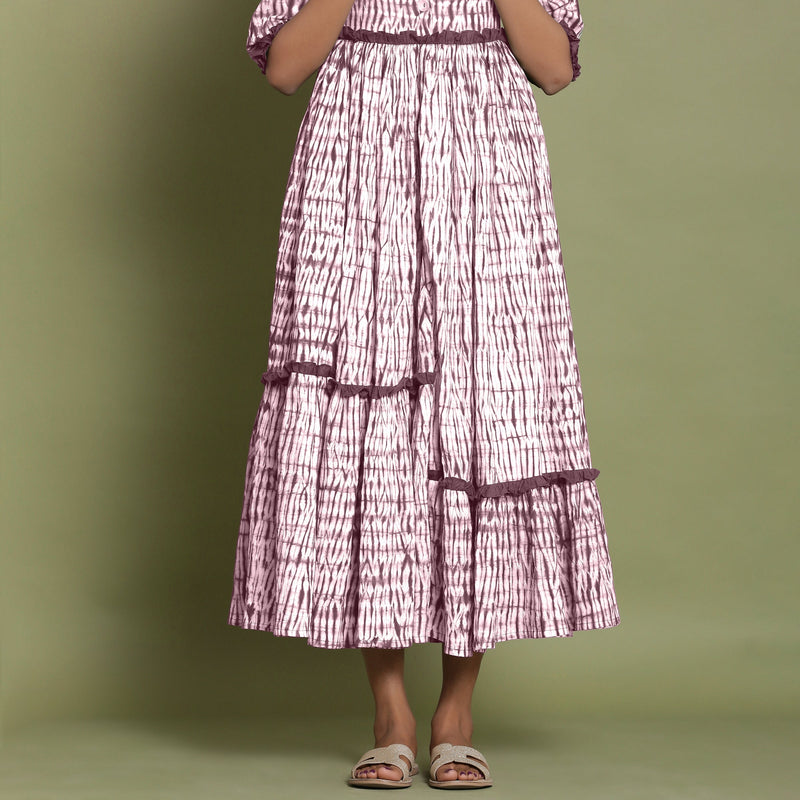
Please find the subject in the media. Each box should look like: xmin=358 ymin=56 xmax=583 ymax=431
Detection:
xmin=352 ymin=712 xmax=418 ymax=782
xmin=430 ymin=708 xmax=486 ymax=782
xmin=353 ymin=648 xmax=418 ymax=783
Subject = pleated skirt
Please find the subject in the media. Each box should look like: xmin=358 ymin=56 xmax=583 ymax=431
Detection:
xmin=228 ymin=29 xmax=621 ymax=657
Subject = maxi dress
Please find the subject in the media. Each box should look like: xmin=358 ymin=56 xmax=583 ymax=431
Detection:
xmin=227 ymin=0 xmax=621 ymax=657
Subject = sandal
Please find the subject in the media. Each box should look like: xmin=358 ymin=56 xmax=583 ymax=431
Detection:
xmin=347 ymin=743 xmax=420 ymax=789
xmin=428 ymin=742 xmax=493 ymax=789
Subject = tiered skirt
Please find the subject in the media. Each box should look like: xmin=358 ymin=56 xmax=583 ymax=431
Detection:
xmin=228 ymin=29 xmax=621 ymax=657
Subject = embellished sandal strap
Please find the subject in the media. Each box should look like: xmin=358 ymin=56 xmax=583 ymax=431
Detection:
xmin=351 ymin=743 xmax=416 ymax=779
xmin=429 ymin=742 xmax=491 ymax=781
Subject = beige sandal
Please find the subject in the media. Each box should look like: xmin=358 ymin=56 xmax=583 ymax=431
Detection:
xmin=347 ymin=743 xmax=420 ymax=789
xmin=428 ymin=742 xmax=493 ymax=789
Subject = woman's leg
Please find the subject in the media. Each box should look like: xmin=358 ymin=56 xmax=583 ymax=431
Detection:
xmin=352 ymin=647 xmax=418 ymax=781
xmin=429 ymin=649 xmax=486 ymax=782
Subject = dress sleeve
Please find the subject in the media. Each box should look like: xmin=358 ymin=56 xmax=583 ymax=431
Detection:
xmin=539 ymin=0 xmax=584 ymax=82
xmin=246 ymin=0 xmax=312 ymax=75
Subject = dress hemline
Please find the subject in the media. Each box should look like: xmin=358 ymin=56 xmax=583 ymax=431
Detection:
xmin=227 ymin=612 xmax=622 ymax=658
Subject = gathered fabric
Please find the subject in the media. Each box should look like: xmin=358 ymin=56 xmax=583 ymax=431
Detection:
xmin=228 ymin=0 xmax=620 ymax=657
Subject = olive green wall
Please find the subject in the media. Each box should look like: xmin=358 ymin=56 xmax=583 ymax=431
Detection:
xmin=2 ymin=0 xmax=798 ymax=739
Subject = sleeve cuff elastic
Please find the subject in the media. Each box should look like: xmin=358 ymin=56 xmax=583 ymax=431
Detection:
xmin=557 ymin=19 xmax=581 ymax=81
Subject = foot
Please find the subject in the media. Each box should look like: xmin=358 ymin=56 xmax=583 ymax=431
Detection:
xmin=430 ymin=709 xmax=486 ymax=782
xmin=353 ymin=713 xmax=418 ymax=782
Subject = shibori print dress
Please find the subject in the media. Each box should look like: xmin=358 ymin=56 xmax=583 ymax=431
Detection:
xmin=228 ymin=0 xmax=621 ymax=657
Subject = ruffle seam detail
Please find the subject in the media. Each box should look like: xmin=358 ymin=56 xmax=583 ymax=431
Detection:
xmin=261 ymin=361 xmax=437 ymax=398
xmin=428 ymin=467 xmax=600 ymax=499
xmin=337 ymin=26 xmax=508 ymax=45
xmin=247 ymin=21 xmax=287 ymax=75
xmin=556 ymin=21 xmax=581 ymax=81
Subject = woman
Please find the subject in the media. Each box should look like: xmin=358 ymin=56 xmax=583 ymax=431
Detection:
xmin=228 ymin=0 xmax=621 ymax=788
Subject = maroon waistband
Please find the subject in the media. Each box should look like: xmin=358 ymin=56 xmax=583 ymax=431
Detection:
xmin=337 ymin=26 xmax=508 ymax=45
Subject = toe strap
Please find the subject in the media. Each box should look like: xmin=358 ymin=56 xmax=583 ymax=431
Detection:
xmin=429 ymin=743 xmax=491 ymax=781
xmin=351 ymin=743 xmax=417 ymax=780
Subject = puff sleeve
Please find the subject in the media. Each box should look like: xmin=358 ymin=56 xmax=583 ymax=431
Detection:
xmin=246 ymin=0 xmax=312 ymax=74
xmin=539 ymin=0 xmax=584 ymax=81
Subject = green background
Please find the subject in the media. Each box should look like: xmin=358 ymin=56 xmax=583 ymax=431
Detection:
xmin=2 ymin=1 xmax=798 ymax=796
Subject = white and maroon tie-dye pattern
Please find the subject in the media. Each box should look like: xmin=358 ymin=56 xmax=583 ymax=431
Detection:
xmin=228 ymin=0 xmax=621 ymax=657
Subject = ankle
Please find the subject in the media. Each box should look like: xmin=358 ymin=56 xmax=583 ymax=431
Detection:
xmin=430 ymin=705 xmax=473 ymax=742
xmin=373 ymin=707 xmax=417 ymax=740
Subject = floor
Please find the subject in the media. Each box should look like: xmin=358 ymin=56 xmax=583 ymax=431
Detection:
xmin=1 ymin=714 xmax=797 ymax=798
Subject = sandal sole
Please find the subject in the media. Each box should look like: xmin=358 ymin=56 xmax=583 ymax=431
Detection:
xmin=428 ymin=780 xmax=493 ymax=788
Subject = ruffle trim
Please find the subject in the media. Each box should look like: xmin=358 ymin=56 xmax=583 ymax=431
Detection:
xmin=556 ymin=20 xmax=581 ymax=81
xmin=337 ymin=26 xmax=508 ymax=45
xmin=247 ymin=21 xmax=287 ymax=75
xmin=429 ymin=467 xmax=600 ymax=500
xmin=259 ymin=362 xmax=600 ymax=497
xmin=261 ymin=361 xmax=436 ymax=398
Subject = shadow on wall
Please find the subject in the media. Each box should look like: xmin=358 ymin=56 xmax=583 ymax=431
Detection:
xmin=10 ymin=0 xmax=375 ymax=726
xmin=102 ymin=2 xmax=368 ymax=719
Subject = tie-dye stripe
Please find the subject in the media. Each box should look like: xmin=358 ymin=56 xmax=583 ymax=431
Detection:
xmin=228 ymin=0 xmax=620 ymax=657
